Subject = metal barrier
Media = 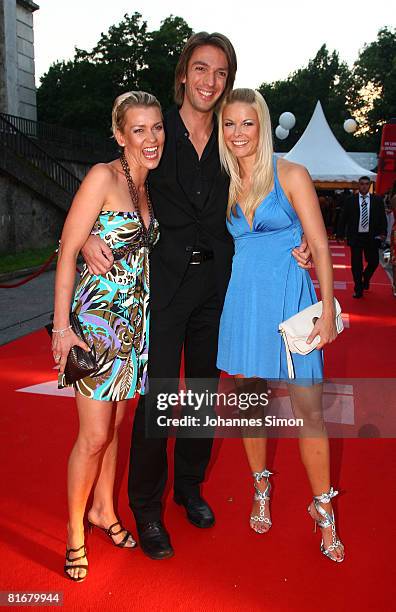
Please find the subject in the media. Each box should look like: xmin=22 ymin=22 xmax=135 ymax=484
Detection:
xmin=0 ymin=112 xmax=115 ymax=155
xmin=0 ymin=114 xmax=81 ymax=195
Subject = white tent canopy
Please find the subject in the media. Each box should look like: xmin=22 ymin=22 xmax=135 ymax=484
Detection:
xmin=284 ymin=101 xmax=376 ymax=183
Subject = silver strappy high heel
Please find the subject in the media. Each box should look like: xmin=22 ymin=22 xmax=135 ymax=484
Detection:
xmin=308 ymin=487 xmax=345 ymax=562
xmin=250 ymin=469 xmax=273 ymax=534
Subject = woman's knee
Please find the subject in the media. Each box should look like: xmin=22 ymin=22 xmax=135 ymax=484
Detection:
xmin=77 ymin=430 xmax=110 ymax=456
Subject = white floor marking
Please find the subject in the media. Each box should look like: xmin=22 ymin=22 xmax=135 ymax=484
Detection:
xmin=16 ymin=380 xmax=75 ymax=397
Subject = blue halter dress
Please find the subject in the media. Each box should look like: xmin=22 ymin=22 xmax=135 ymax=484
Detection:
xmin=217 ymin=160 xmax=323 ymax=382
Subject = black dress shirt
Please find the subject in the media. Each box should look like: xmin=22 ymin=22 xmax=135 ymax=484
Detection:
xmin=147 ymin=107 xmax=233 ymax=310
xmin=175 ymin=111 xmax=220 ymax=250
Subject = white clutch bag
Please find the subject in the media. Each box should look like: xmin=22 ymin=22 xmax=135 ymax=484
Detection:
xmin=279 ymin=298 xmax=344 ymax=379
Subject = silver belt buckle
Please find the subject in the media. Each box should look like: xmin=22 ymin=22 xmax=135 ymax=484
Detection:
xmin=190 ymin=250 xmax=201 ymax=265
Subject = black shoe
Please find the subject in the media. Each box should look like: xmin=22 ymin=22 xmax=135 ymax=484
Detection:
xmin=174 ymin=493 xmax=215 ymax=528
xmin=363 ymin=278 xmax=370 ymax=290
xmin=136 ymin=521 xmax=174 ymax=560
xmin=353 ymin=291 xmax=363 ymax=298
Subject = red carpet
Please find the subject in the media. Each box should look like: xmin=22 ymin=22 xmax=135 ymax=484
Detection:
xmin=0 ymin=243 xmax=395 ymax=611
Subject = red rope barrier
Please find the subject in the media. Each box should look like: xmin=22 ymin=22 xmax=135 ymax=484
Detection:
xmin=0 ymin=250 xmax=58 ymax=289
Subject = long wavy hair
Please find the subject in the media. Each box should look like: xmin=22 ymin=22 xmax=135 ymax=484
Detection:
xmin=218 ymin=88 xmax=274 ymax=225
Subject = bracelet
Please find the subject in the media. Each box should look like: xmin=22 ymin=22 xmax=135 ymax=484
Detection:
xmin=52 ymin=325 xmax=72 ymax=337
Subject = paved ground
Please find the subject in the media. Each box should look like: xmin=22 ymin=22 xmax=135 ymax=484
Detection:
xmin=0 ymin=270 xmax=56 ymax=345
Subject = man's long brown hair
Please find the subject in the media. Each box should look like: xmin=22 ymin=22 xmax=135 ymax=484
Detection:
xmin=174 ymin=32 xmax=237 ymax=108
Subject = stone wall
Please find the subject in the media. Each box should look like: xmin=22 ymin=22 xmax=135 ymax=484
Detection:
xmin=0 ymin=0 xmax=18 ymax=115
xmin=16 ymin=0 xmax=38 ymax=120
xmin=0 ymin=173 xmax=65 ymax=254
xmin=0 ymin=0 xmax=39 ymax=120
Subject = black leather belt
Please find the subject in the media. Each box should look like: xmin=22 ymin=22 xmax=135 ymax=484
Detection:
xmin=189 ymin=250 xmax=214 ymax=264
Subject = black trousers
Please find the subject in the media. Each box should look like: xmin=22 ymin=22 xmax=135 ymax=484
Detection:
xmin=128 ymin=260 xmax=222 ymax=523
xmin=350 ymin=235 xmax=380 ymax=292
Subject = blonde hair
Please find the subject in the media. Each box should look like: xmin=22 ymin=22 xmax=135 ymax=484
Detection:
xmin=218 ymin=88 xmax=274 ymax=225
xmin=111 ymin=91 xmax=162 ymax=138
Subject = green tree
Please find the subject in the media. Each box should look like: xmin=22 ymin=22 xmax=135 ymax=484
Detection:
xmin=37 ymin=12 xmax=192 ymax=136
xmin=140 ymin=16 xmax=193 ymax=110
xmin=352 ymin=27 xmax=396 ymax=149
xmin=36 ymin=57 xmax=115 ymax=134
xmin=259 ymin=45 xmax=357 ymax=151
xmin=86 ymin=12 xmax=148 ymax=90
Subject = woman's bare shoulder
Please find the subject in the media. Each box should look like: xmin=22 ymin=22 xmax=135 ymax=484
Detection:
xmin=70 ymin=162 xmax=119 ymax=205
xmin=86 ymin=161 xmax=118 ymax=180
xmin=277 ymin=157 xmax=309 ymax=179
xmin=277 ymin=158 xmax=313 ymax=192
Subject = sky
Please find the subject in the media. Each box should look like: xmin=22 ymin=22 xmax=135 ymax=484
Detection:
xmin=33 ymin=0 xmax=394 ymax=88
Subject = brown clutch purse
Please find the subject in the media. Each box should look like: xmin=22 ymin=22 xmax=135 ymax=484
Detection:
xmin=60 ymin=312 xmax=97 ymax=388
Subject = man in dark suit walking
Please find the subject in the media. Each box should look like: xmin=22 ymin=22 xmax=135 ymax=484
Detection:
xmin=338 ymin=176 xmax=387 ymax=298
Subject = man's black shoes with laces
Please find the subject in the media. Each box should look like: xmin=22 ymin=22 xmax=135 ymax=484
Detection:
xmin=137 ymin=521 xmax=174 ymax=560
xmin=174 ymin=493 xmax=215 ymax=528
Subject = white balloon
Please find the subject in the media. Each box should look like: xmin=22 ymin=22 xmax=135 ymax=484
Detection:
xmin=275 ymin=125 xmax=289 ymax=140
xmin=344 ymin=118 xmax=357 ymax=133
xmin=279 ymin=112 xmax=296 ymax=130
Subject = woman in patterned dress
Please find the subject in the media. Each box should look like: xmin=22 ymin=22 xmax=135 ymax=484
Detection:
xmin=52 ymin=92 xmax=164 ymax=581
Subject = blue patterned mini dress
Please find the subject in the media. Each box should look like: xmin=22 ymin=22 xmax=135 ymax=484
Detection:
xmin=217 ymin=159 xmax=323 ymax=382
xmin=71 ymin=211 xmax=159 ymax=401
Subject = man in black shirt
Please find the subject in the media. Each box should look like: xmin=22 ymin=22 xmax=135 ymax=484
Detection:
xmin=82 ymin=32 xmax=311 ymax=560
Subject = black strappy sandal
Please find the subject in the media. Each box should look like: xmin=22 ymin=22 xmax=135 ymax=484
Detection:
xmin=64 ymin=544 xmax=88 ymax=582
xmin=88 ymin=520 xmax=136 ymax=548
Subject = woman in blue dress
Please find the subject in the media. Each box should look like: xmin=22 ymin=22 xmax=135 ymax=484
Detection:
xmin=217 ymin=89 xmax=344 ymax=562
xmin=52 ymin=92 xmax=164 ymax=581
